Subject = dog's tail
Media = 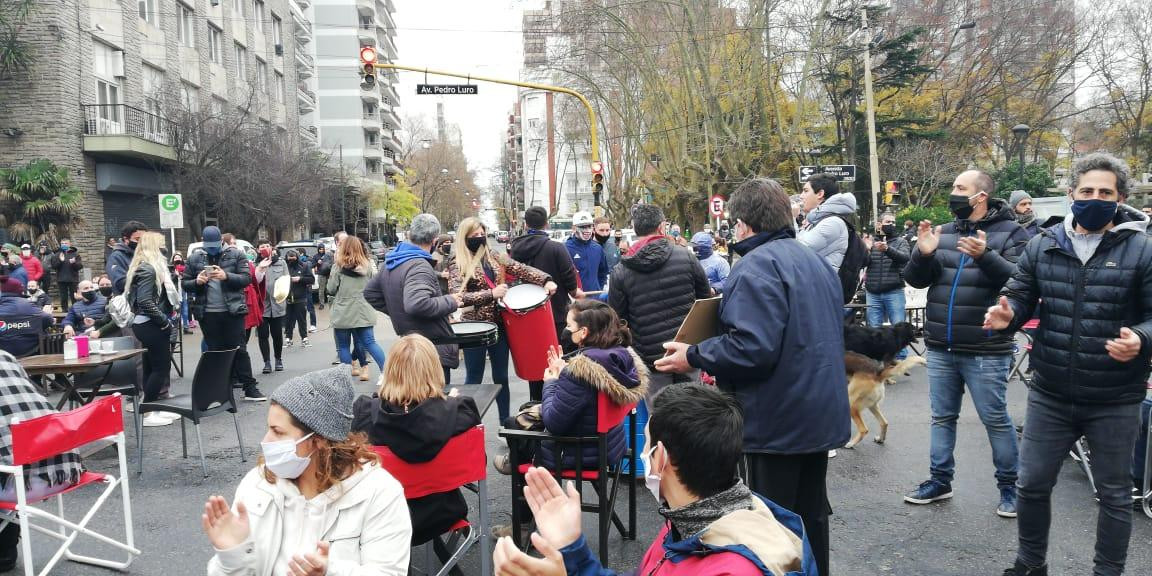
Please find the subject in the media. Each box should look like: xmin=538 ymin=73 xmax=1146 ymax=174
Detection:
xmin=879 ymin=356 xmax=926 ymax=382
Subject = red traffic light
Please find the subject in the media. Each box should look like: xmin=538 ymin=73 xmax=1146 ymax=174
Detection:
xmin=359 ymin=46 xmax=377 ymax=65
xmin=590 ymin=161 xmax=603 ymax=174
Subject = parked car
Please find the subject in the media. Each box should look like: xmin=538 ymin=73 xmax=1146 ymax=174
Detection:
xmin=496 ymin=230 xmax=510 ymax=243
xmin=187 ymin=239 xmax=257 ymax=261
xmin=275 ymin=241 xmax=323 ymax=292
xmin=367 ymin=240 xmax=389 ymax=262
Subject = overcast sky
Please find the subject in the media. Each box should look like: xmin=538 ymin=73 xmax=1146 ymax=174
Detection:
xmin=393 ymin=0 xmax=535 ymax=194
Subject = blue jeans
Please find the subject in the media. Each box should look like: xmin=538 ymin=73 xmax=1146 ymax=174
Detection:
xmin=866 ymin=289 xmax=908 ymax=360
xmin=334 ymin=327 xmax=386 ymax=371
xmin=1134 ymin=396 xmax=1152 ymax=484
xmin=1016 ymin=389 xmax=1141 ymax=575
xmin=463 ymin=333 xmax=510 ymax=421
xmin=180 ymin=296 xmax=191 ymax=327
xmin=306 ymin=290 xmax=317 ymax=325
xmin=926 ymin=349 xmax=1018 ymax=489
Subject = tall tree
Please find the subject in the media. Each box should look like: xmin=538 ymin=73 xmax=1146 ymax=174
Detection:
xmin=0 ymin=159 xmax=86 ymax=244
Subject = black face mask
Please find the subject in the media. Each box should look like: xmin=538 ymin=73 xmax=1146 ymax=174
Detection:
xmin=128 ymin=240 xmax=139 ymax=251
xmin=465 ymin=237 xmax=486 ymax=253
xmin=440 ymin=245 xmax=452 ymax=255
xmin=949 ymin=194 xmax=978 ymax=220
xmin=881 ymin=224 xmax=897 ymax=238
xmin=287 ymin=258 xmax=298 ymax=264
xmin=81 ymin=291 xmax=97 ymax=303
xmin=594 ymin=233 xmax=610 ymax=245
xmin=99 ymin=286 xmax=113 ymax=297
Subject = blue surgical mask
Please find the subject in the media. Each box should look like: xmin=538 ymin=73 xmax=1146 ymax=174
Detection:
xmin=1070 ymin=199 xmax=1118 ymax=232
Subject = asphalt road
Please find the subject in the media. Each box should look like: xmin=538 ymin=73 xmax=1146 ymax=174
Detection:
xmin=28 ymin=308 xmax=1152 ymax=576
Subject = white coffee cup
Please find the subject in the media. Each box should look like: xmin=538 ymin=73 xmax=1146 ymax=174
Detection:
xmin=102 ymin=340 xmax=116 ymax=354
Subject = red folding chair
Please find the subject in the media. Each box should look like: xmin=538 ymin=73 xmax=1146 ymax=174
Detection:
xmin=499 ymin=392 xmax=638 ymax=565
xmin=373 ymin=425 xmax=490 ymax=576
xmin=0 ymin=394 xmax=139 ymax=576
xmin=1010 ymin=318 xmax=1040 ymax=383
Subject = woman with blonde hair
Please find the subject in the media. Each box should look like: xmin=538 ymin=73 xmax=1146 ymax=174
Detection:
xmin=449 ymin=217 xmax=557 ymax=422
xmin=351 ymin=334 xmax=481 ymax=545
xmin=327 ymin=236 xmax=387 ymax=380
xmin=204 ymin=367 xmax=411 ymax=574
xmin=125 ymin=231 xmax=181 ymax=427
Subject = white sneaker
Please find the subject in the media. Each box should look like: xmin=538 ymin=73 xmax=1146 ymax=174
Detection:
xmin=302 ymin=338 xmax=312 ymax=348
xmin=285 ymin=339 xmax=294 ymax=348
xmin=828 ymin=450 xmax=838 ymax=459
xmin=142 ymin=413 xmax=175 ymax=427
xmin=157 ymin=411 xmax=182 ymax=421
xmin=308 ymin=325 xmax=317 ymax=333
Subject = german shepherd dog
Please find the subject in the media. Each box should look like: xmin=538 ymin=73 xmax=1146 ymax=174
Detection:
xmin=843 ymin=352 xmax=926 ymax=449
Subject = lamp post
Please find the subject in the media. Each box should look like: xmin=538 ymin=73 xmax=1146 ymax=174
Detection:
xmin=1012 ymin=123 xmax=1031 ymax=191
xmin=861 ymin=7 xmax=882 ymax=228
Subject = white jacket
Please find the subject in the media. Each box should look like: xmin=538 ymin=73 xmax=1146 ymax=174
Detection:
xmin=207 ymin=462 xmax=412 ymax=576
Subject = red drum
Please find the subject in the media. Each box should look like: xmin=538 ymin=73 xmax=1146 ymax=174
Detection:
xmin=500 ymin=284 xmax=559 ymax=381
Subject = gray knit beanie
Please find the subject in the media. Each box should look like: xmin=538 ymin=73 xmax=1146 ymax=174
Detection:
xmin=270 ymin=366 xmax=355 ymax=441
xmin=1008 ymin=190 xmax=1032 ymax=210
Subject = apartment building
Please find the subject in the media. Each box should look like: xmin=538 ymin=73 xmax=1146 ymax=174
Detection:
xmin=312 ymin=0 xmax=400 ymax=186
xmin=0 ymin=0 xmax=315 ymax=269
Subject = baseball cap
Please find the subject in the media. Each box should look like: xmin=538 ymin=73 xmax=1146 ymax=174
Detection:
xmin=572 ymin=211 xmax=594 ymax=227
xmin=201 ymin=226 xmax=223 ymax=251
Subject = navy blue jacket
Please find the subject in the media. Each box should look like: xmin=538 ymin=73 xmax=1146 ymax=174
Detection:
xmin=62 ymin=296 xmax=108 ymax=330
xmin=105 ymin=242 xmax=135 ymax=295
xmin=565 ymin=236 xmax=609 ymax=292
xmin=687 ymin=229 xmax=850 ymax=454
xmin=537 ymin=346 xmax=648 ymax=471
xmin=0 ymin=293 xmax=52 ymax=357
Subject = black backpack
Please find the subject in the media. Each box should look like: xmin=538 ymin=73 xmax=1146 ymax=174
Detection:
xmin=834 ymin=216 xmax=869 ymax=305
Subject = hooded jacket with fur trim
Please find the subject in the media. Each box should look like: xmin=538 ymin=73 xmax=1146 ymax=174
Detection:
xmin=537 ymin=346 xmax=648 ymax=471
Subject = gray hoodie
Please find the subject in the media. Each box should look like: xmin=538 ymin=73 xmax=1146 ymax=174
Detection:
xmin=259 ymin=257 xmax=288 ymax=318
xmin=798 ymin=192 xmax=858 ymax=271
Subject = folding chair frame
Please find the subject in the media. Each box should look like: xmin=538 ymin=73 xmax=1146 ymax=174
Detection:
xmin=1141 ymin=398 xmax=1151 ymax=520
xmin=499 ymin=401 xmax=637 ymax=565
xmin=373 ymin=425 xmax=491 ymax=576
xmin=0 ymin=395 xmax=139 ymax=576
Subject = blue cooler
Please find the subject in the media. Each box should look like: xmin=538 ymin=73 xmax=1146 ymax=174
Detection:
xmin=621 ymin=400 xmax=649 ymax=476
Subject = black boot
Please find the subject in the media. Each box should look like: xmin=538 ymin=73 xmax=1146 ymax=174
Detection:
xmin=1002 ymin=560 xmax=1048 ymax=576
xmin=0 ymin=520 xmax=20 ymax=572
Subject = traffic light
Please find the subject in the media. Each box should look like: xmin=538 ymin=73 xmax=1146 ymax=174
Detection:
xmin=883 ymin=180 xmax=902 ymax=206
xmin=591 ymin=161 xmax=604 ymax=206
xmin=359 ymin=46 xmax=377 ymax=90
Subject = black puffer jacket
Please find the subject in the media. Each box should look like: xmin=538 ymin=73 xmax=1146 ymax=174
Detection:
xmin=1001 ymin=206 xmax=1152 ymax=405
xmin=864 ymin=234 xmax=911 ymax=293
xmin=181 ymin=246 xmax=252 ymax=318
xmin=609 ymin=237 xmax=711 ymax=366
xmin=904 ymin=199 xmax=1029 ymax=354
xmin=509 ymin=231 xmax=579 ymax=326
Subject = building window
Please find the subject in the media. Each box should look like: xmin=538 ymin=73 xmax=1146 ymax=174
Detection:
xmin=212 ymin=97 xmax=227 ymax=116
xmin=234 ymin=43 xmax=248 ymax=79
xmin=272 ymin=15 xmax=282 ymax=45
xmin=138 ymin=0 xmax=158 ymax=26
xmin=208 ymin=25 xmax=222 ymax=63
xmin=142 ymin=65 xmax=165 ymax=138
xmin=255 ymin=58 xmax=267 ymax=91
xmin=177 ymin=4 xmax=195 ymax=48
xmin=274 ymin=72 xmax=284 ymax=104
xmin=92 ymin=41 xmax=121 ymax=123
xmin=181 ymin=82 xmax=199 ymax=112
xmin=232 ymin=0 xmax=246 ymax=18
xmin=367 ymin=134 xmax=378 ymax=146
xmin=254 ymin=0 xmax=265 ymax=33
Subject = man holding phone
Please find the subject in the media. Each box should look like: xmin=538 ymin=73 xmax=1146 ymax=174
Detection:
xmin=182 ymin=226 xmax=264 ymax=401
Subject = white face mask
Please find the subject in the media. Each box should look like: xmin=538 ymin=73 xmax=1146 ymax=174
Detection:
xmin=261 ymin=432 xmax=315 ymax=479
xmin=639 ymin=445 xmax=662 ymax=503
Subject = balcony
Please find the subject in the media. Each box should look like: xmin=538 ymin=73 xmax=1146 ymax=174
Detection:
xmin=295 ymin=50 xmax=314 ymax=78
xmin=363 ymin=142 xmax=383 ymax=160
xmin=362 ymin=111 xmax=381 ymax=132
xmin=356 ymin=0 xmax=375 ymax=17
xmin=380 ymin=105 xmax=400 ymax=126
xmin=295 ymin=0 xmax=311 ymax=8
xmin=381 ymin=148 xmax=397 ymax=172
xmin=358 ymin=23 xmax=377 ymax=45
xmin=360 ymin=85 xmax=380 ymax=104
xmin=297 ymin=85 xmax=316 ymax=113
xmin=381 ymin=129 xmax=399 ymax=150
xmin=81 ymin=104 xmax=176 ymax=162
xmin=377 ymin=31 xmax=397 ymax=60
xmin=293 ymin=19 xmax=312 ymax=43
xmin=299 ymin=125 xmax=318 ymax=145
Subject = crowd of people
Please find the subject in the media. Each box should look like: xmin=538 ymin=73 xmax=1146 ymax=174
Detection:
xmin=3 ymin=151 xmax=1152 ymax=576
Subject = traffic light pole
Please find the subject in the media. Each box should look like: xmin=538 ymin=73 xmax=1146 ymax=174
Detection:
xmin=372 ymin=63 xmax=604 ymax=215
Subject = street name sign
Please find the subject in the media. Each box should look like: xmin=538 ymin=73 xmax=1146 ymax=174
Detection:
xmin=798 ymin=165 xmax=857 ymax=183
xmin=158 ymin=193 xmax=184 ymax=229
xmin=416 ymin=84 xmax=479 ymax=95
